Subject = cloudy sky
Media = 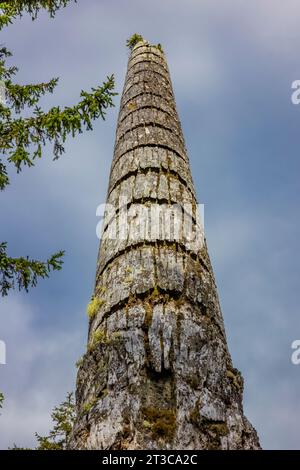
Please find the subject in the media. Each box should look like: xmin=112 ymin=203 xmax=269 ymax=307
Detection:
xmin=0 ymin=0 xmax=300 ymax=449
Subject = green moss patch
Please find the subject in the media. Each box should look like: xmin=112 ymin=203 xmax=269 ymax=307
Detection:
xmin=141 ymin=407 xmax=176 ymax=441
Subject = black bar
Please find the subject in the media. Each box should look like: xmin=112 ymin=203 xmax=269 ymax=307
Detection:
xmin=0 ymin=450 xmax=299 ymax=466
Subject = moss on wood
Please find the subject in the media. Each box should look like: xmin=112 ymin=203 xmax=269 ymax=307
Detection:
xmin=141 ymin=407 xmax=176 ymax=441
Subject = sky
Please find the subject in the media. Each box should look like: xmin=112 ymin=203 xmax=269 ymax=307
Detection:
xmin=0 ymin=0 xmax=300 ymax=449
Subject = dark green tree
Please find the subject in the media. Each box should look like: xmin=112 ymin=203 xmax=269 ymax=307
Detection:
xmin=11 ymin=392 xmax=76 ymax=450
xmin=0 ymin=0 xmax=116 ymax=296
xmin=35 ymin=392 xmax=76 ymax=450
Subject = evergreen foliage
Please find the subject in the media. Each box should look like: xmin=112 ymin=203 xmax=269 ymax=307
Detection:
xmin=35 ymin=392 xmax=75 ymax=450
xmin=11 ymin=392 xmax=76 ymax=450
xmin=126 ymin=33 xmax=143 ymax=50
xmin=0 ymin=1 xmax=116 ymax=296
xmin=0 ymin=242 xmax=64 ymax=296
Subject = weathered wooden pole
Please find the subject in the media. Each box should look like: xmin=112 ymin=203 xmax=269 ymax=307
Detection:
xmin=70 ymin=38 xmax=260 ymax=450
